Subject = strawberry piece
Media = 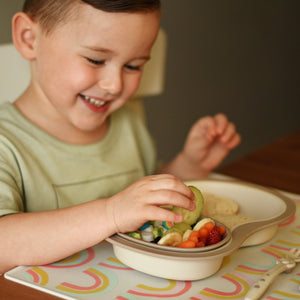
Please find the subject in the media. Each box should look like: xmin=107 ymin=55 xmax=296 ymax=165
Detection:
xmin=206 ymin=226 xmax=222 ymax=245
xmin=196 ymin=240 xmax=205 ymax=247
xmin=198 ymin=236 xmax=207 ymax=245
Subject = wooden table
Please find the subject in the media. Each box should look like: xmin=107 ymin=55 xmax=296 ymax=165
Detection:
xmin=219 ymin=130 xmax=300 ymax=194
xmin=1 ymin=130 xmax=299 ymax=299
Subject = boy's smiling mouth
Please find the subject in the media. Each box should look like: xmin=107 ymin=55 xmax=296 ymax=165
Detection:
xmin=80 ymin=94 xmax=106 ymax=108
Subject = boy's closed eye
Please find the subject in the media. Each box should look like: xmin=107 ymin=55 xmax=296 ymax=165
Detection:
xmin=86 ymin=57 xmax=142 ymax=71
xmin=86 ymin=57 xmax=105 ymax=66
xmin=124 ymin=64 xmax=141 ymax=71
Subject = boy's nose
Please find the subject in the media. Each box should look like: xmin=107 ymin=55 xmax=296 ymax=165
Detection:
xmin=97 ymin=67 xmax=122 ymax=96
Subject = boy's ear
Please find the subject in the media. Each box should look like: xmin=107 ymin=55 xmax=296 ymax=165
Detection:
xmin=12 ymin=12 xmax=38 ymax=60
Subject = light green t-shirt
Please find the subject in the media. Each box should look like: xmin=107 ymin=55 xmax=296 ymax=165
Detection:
xmin=0 ymin=103 xmax=156 ymax=216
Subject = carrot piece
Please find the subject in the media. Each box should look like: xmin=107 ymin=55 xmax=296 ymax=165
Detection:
xmin=177 ymin=240 xmax=196 ymax=248
xmin=189 ymin=230 xmax=200 ymax=239
xmin=218 ymin=225 xmax=226 ymax=236
xmin=198 ymin=227 xmax=209 ymax=238
xmin=204 ymin=222 xmax=214 ymax=233
xmin=188 ymin=235 xmax=198 ymax=243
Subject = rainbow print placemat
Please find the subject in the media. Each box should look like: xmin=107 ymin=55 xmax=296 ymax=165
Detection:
xmin=5 ymin=195 xmax=300 ymax=300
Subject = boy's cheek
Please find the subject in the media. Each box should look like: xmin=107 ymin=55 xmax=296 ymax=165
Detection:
xmin=127 ymin=75 xmax=143 ymax=96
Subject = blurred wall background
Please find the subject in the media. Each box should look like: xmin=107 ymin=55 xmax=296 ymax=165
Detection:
xmin=0 ymin=2 xmax=23 ymax=43
xmin=1 ymin=0 xmax=299 ymax=168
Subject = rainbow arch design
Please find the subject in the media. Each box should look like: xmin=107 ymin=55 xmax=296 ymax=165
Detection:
xmin=116 ymin=295 xmax=140 ymax=300
xmin=263 ymin=246 xmax=299 ymax=259
xmin=262 ymin=245 xmax=289 ymax=260
xmin=290 ymin=272 xmax=300 ymax=285
xmin=237 ymin=237 xmax=300 ymax=276
xmin=199 ymin=271 xmax=251 ymax=299
xmin=235 ymin=251 xmax=276 ymax=275
xmin=291 ymin=225 xmax=300 ymax=236
xmin=56 ymin=265 xmax=117 ymax=295
xmin=220 ymin=256 xmax=231 ymax=269
xmin=45 ymin=247 xmax=95 ymax=268
xmin=267 ymin=290 xmax=300 ymax=300
xmin=25 ymin=267 xmax=49 ymax=286
xmin=122 ymin=279 xmax=192 ymax=298
xmin=266 ymin=271 xmax=300 ymax=299
xmin=279 ymin=214 xmax=296 ymax=227
xmin=99 ymin=257 xmax=133 ymax=270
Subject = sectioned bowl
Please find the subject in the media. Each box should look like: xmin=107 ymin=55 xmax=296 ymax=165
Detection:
xmin=106 ymin=179 xmax=295 ymax=281
xmin=117 ymin=217 xmax=231 ymax=253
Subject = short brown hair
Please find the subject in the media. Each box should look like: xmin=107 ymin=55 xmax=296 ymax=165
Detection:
xmin=23 ymin=0 xmax=161 ymax=34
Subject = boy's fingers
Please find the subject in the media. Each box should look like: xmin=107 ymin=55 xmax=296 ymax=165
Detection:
xmin=227 ymin=132 xmax=242 ymax=149
xmin=145 ymin=174 xmax=194 ymax=199
xmin=144 ymin=206 xmax=184 ymax=223
xmin=148 ymin=190 xmax=196 ymax=211
xmin=214 ymin=113 xmax=228 ymax=135
xmin=220 ymin=122 xmax=236 ymax=142
xmin=192 ymin=116 xmax=216 ymax=133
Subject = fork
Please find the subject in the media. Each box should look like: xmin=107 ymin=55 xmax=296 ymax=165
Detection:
xmin=245 ymin=248 xmax=300 ymax=300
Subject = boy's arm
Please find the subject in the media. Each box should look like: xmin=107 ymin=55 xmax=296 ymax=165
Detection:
xmin=158 ymin=151 xmax=210 ymax=179
xmin=0 ymin=198 xmax=115 ymax=274
xmin=0 ymin=175 xmax=195 ymax=274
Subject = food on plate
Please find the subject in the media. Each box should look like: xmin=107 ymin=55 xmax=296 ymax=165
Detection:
xmin=127 ymin=186 xmax=206 ymax=247
xmin=158 ymin=222 xmax=191 ymax=246
xmin=210 ymin=213 xmax=254 ymax=229
xmin=201 ymin=192 xmax=254 ymax=229
xmin=201 ymin=192 xmax=239 ymax=216
xmin=193 ymin=217 xmax=215 ymax=231
xmin=126 ymin=187 xmax=253 ymax=248
xmin=176 ymin=219 xmax=227 ymax=248
xmin=182 ymin=229 xmax=193 ymax=241
xmin=172 ymin=185 xmax=204 ymax=225
xmin=128 ymin=215 xmax=227 ymax=248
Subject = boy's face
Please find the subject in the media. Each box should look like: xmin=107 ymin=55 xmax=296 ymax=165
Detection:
xmin=28 ymin=4 xmax=160 ymax=143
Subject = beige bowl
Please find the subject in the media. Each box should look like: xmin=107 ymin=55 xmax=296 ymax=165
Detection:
xmin=106 ymin=180 xmax=295 ymax=281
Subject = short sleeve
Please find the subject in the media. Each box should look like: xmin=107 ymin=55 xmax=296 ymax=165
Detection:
xmin=0 ymin=141 xmax=24 ymax=217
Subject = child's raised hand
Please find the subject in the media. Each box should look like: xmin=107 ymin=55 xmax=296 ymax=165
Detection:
xmin=179 ymin=113 xmax=241 ymax=178
xmin=105 ymin=175 xmax=196 ymax=234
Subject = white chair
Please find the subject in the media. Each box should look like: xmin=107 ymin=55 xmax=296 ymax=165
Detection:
xmin=0 ymin=43 xmax=30 ymax=103
xmin=0 ymin=29 xmax=167 ymax=120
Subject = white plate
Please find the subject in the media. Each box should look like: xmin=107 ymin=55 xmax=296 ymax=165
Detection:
xmin=106 ymin=179 xmax=295 ymax=280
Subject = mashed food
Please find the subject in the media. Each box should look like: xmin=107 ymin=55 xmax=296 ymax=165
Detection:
xmin=202 ymin=192 xmax=254 ymax=229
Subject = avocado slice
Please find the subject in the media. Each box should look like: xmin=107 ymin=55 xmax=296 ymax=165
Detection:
xmin=172 ymin=185 xmax=204 ymax=225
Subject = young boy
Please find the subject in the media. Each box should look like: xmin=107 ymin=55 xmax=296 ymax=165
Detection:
xmin=0 ymin=0 xmax=240 ymax=274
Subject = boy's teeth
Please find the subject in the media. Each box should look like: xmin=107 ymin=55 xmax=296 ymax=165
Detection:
xmin=83 ymin=95 xmax=105 ymax=107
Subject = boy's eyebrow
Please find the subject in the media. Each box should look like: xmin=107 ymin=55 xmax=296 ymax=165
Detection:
xmin=83 ymin=46 xmax=114 ymax=53
xmin=82 ymin=46 xmax=151 ymax=61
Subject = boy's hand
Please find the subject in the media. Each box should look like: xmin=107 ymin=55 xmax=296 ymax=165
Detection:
xmin=181 ymin=113 xmax=241 ymax=177
xmin=105 ymin=175 xmax=196 ymax=233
